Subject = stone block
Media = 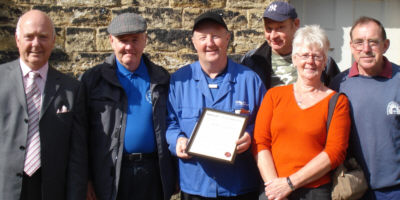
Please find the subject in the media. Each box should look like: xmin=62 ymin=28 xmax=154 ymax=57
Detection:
xmin=66 ymin=27 xmax=95 ymax=52
xmin=70 ymin=52 xmax=111 ymax=75
xmin=57 ymin=0 xmax=117 ymax=6
xmin=183 ymin=9 xmax=248 ymax=30
xmin=146 ymin=29 xmax=193 ymax=53
xmin=138 ymin=7 xmax=182 ymax=29
xmin=146 ymin=52 xmax=197 ymax=73
xmin=54 ymin=27 xmax=65 ymax=50
xmin=233 ymin=30 xmax=264 ymax=53
xmin=96 ymin=28 xmax=112 ymax=52
xmin=248 ymin=9 xmax=265 ymax=30
xmin=182 ymin=8 xmax=202 ymax=30
xmin=170 ymin=0 xmax=225 ymax=8
xmin=0 ymin=26 xmax=16 ymax=51
xmin=0 ymin=3 xmax=28 ymax=24
xmin=226 ymin=0 xmax=272 ymax=9
xmin=33 ymin=5 xmax=111 ymax=26
xmin=0 ymin=51 xmax=18 ymax=64
xmin=121 ymin=0 xmax=168 ymax=7
xmin=19 ymin=0 xmax=56 ymax=4
xmin=111 ymin=7 xmax=140 ymax=18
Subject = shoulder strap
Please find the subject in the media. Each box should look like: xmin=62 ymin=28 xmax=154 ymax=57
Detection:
xmin=327 ymin=92 xmax=341 ymax=134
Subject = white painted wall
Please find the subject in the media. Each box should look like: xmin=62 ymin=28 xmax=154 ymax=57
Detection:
xmin=291 ymin=0 xmax=400 ymax=71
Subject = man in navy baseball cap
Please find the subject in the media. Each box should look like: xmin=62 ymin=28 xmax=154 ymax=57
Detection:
xmin=241 ymin=1 xmax=339 ymax=90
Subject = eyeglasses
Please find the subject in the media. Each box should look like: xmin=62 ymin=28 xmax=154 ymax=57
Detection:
xmin=352 ymin=39 xmax=381 ymax=50
xmin=296 ymin=54 xmax=324 ymax=61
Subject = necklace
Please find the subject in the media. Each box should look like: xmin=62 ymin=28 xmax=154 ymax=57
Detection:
xmin=294 ymin=83 xmax=324 ymax=106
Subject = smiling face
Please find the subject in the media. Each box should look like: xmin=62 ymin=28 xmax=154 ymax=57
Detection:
xmin=264 ymin=18 xmax=299 ymax=55
xmin=293 ymin=44 xmax=326 ymax=81
xmin=350 ymin=21 xmax=389 ymax=76
xmin=16 ymin=10 xmax=55 ymax=70
xmin=109 ymin=32 xmax=147 ymax=71
xmin=192 ymin=21 xmax=230 ymax=66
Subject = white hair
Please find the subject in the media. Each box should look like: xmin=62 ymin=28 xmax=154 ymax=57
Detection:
xmin=292 ymin=25 xmax=330 ymax=56
xmin=15 ymin=11 xmax=56 ymax=40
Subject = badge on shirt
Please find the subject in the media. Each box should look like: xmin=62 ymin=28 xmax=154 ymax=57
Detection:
xmin=208 ymin=84 xmax=218 ymax=89
xmin=234 ymin=100 xmax=250 ymax=115
xmin=387 ymin=101 xmax=400 ymax=115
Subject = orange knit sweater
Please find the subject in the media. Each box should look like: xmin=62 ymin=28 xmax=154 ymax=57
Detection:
xmin=253 ymin=84 xmax=350 ymax=188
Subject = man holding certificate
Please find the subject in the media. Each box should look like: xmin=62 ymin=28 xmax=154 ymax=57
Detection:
xmin=166 ymin=11 xmax=266 ymax=200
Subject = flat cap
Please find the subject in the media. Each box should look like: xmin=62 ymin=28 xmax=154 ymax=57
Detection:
xmin=263 ymin=1 xmax=297 ymax=22
xmin=107 ymin=13 xmax=147 ymax=36
xmin=193 ymin=11 xmax=228 ymax=31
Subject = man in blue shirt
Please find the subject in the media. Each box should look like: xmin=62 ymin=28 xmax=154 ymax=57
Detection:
xmin=166 ymin=11 xmax=266 ymax=199
xmin=330 ymin=16 xmax=400 ymax=200
xmin=80 ymin=13 xmax=176 ymax=200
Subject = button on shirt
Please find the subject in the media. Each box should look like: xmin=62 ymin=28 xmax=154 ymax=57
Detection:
xmin=116 ymin=58 xmax=155 ymax=153
xmin=166 ymin=59 xmax=267 ymax=197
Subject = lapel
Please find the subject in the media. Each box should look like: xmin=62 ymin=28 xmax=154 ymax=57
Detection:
xmin=210 ymin=59 xmax=236 ymax=105
xmin=193 ymin=62 xmax=213 ymax=103
xmin=213 ymin=72 xmax=234 ymax=105
xmin=9 ymin=60 xmax=28 ymax=114
xmin=40 ymin=66 xmax=61 ymax=119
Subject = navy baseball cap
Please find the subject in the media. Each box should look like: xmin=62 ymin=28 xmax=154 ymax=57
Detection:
xmin=193 ymin=11 xmax=228 ymax=31
xmin=263 ymin=1 xmax=297 ymax=22
xmin=107 ymin=13 xmax=147 ymax=36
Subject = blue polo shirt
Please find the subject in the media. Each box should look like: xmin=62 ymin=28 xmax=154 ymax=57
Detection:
xmin=330 ymin=57 xmax=400 ymax=190
xmin=116 ymin=58 xmax=155 ymax=153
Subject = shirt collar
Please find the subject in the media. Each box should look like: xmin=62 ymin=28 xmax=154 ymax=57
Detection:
xmin=116 ymin=57 xmax=147 ymax=78
xmin=193 ymin=58 xmax=235 ymax=83
xmin=19 ymin=58 xmax=49 ymax=79
xmin=348 ymin=56 xmax=392 ymax=78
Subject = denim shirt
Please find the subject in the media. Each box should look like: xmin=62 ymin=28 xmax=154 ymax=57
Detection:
xmin=166 ymin=59 xmax=266 ymax=197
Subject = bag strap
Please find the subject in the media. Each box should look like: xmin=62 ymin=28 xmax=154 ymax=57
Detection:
xmin=325 ymin=92 xmax=342 ymax=145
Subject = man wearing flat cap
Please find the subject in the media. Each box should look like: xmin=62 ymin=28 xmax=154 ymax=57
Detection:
xmin=80 ymin=13 xmax=176 ymax=200
xmin=241 ymin=1 xmax=340 ymax=89
xmin=166 ymin=11 xmax=266 ymax=200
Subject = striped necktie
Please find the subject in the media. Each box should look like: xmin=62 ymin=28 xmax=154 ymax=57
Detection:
xmin=24 ymin=71 xmax=42 ymax=176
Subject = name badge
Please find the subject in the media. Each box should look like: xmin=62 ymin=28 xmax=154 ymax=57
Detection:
xmin=208 ymin=84 xmax=218 ymax=89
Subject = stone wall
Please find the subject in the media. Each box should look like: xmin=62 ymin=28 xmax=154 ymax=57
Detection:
xmin=0 ymin=0 xmax=285 ymax=76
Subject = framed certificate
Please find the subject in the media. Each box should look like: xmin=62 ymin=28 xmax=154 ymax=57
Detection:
xmin=187 ymin=108 xmax=248 ymax=163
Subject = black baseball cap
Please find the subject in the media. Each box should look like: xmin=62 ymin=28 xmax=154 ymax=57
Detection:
xmin=193 ymin=11 xmax=228 ymax=31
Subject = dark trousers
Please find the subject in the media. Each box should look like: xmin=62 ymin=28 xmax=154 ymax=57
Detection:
xmin=259 ymin=183 xmax=331 ymax=200
xmin=20 ymin=169 xmax=42 ymax=200
xmin=181 ymin=191 xmax=259 ymax=200
xmin=117 ymin=154 xmax=163 ymax=200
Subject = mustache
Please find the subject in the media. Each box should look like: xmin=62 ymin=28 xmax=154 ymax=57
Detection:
xmin=359 ymin=52 xmax=375 ymax=57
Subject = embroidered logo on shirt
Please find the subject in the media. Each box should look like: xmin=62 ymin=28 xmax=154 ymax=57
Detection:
xmin=146 ymin=89 xmax=152 ymax=104
xmin=234 ymin=100 xmax=250 ymax=115
xmin=387 ymin=101 xmax=400 ymax=115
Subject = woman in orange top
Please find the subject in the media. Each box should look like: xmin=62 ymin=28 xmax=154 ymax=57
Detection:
xmin=253 ymin=25 xmax=350 ymax=200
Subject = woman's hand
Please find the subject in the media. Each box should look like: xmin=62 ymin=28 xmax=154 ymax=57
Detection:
xmin=264 ymin=178 xmax=292 ymax=200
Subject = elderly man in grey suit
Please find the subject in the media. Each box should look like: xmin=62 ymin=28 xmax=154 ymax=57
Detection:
xmin=0 ymin=10 xmax=87 ymax=200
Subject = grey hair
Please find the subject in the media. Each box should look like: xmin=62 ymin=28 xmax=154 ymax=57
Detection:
xmin=15 ymin=11 xmax=56 ymax=40
xmin=292 ymin=25 xmax=330 ymax=56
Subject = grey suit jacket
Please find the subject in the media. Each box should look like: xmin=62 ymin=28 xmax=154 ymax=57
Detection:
xmin=0 ymin=59 xmax=88 ymax=200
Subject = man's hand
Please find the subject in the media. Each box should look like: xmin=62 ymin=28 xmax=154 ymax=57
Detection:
xmin=236 ymin=132 xmax=251 ymax=154
xmin=86 ymin=181 xmax=97 ymax=200
xmin=176 ymin=137 xmax=192 ymax=159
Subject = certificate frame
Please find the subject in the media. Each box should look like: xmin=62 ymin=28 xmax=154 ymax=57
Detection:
xmin=186 ymin=108 xmax=248 ymax=164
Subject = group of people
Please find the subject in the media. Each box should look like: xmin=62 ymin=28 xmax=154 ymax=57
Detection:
xmin=0 ymin=1 xmax=399 ymax=200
